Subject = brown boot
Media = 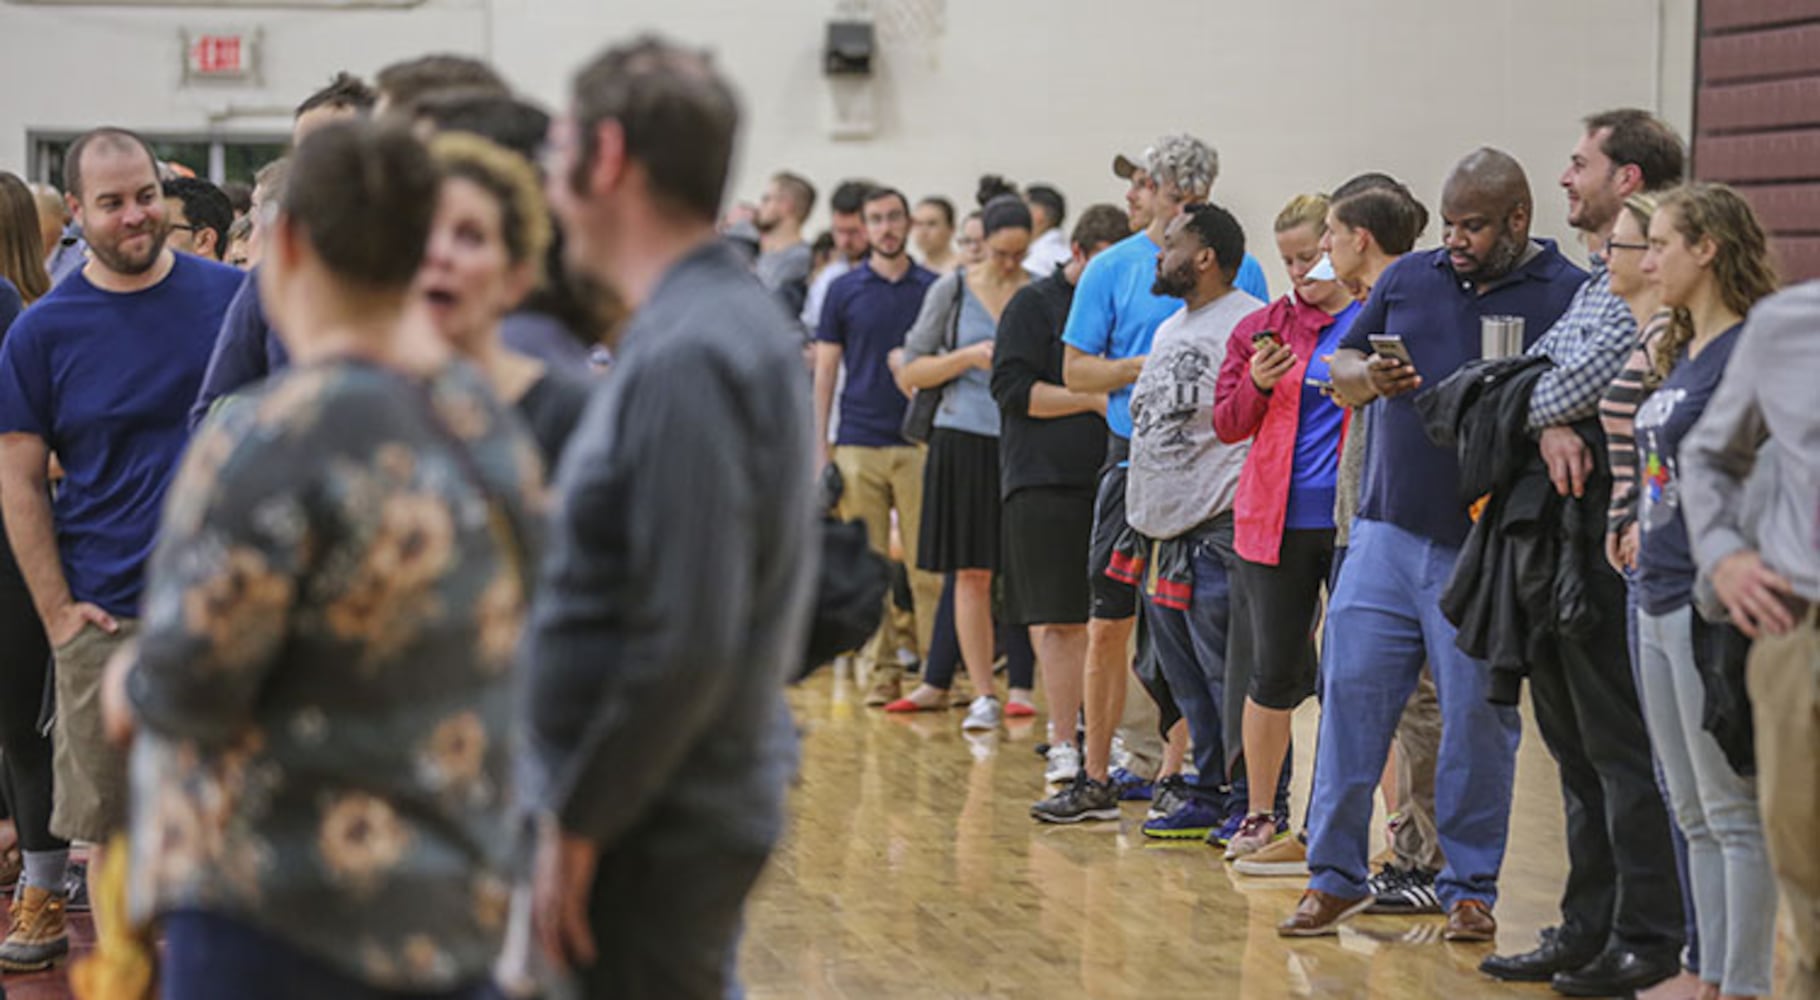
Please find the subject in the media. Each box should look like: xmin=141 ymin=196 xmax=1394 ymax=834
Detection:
xmin=1444 ymin=898 xmax=1497 ymax=942
xmin=0 ymin=884 xmax=70 ymax=971
xmin=863 ymin=667 xmax=902 ymax=707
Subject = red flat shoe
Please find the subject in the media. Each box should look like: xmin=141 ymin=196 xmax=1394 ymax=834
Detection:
xmin=1003 ymin=701 xmax=1038 ymax=718
xmin=884 ymin=697 xmax=944 ymax=713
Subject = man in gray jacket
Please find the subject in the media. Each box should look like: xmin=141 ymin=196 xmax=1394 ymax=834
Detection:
xmin=1681 ymin=280 xmax=1820 ymax=1000
xmin=527 ymin=35 xmax=818 ymax=999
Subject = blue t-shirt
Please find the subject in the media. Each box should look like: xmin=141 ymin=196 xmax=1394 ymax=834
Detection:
xmin=1062 ymin=230 xmax=1268 ymax=439
xmin=1340 ymin=244 xmax=1587 ymax=548
xmin=0 ymin=253 xmax=242 ymax=616
xmin=190 ymin=267 xmax=290 ymax=429
xmin=1635 ymin=324 xmax=1744 ymax=616
xmin=0 ymin=277 xmax=21 ymax=335
xmin=815 ymin=260 xmax=936 ymax=447
xmin=1284 ymin=299 xmax=1359 ymax=530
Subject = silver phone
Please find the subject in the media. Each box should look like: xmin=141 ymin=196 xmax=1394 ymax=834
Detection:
xmin=1368 ymin=334 xmax=1415 ymax=368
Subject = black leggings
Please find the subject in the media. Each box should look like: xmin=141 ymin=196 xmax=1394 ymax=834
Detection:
xmin=1234 ymin=529 xmax=1335 ymax=711
xmin=0 ymin=568 xmax=63 ymax=854
xmin=921 ymin=573 xmax=1036 ymax=692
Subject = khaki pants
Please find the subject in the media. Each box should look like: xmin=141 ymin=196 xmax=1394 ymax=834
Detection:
xmin=1392 ymin=665 xmax=1445 ymax=872
xmin=833 ymin=445 xmax=942 ymax=675
xmin=51 ymin=619 xmax=139 ymax=843
xmin=1746 ymin=611 xmax=1820 ymax=998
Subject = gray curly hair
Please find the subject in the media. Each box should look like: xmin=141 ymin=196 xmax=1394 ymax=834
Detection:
xmin=1143 ymin=133 xmax=1218 ymax=201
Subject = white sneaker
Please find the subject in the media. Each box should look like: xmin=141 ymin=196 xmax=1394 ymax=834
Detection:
xmin=961 ymin=695 xmax=1001 ymax=731
xmin=1044 ymin=742 xmax=1082 ymax=784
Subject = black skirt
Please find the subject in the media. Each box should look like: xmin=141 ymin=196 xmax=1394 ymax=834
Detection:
xmin=1000 ymin=486 xmax=1094 ymax=625
xmin=917 ymin=427 xmax=1000 ymax=573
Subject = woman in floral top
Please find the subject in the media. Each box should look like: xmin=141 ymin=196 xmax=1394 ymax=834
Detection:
xmin=103 ymin=121 xmax=543 ymax=998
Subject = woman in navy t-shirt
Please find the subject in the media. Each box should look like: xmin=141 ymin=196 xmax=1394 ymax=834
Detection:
xmin=1632 ymin=183 xmax=1780 ymax=1000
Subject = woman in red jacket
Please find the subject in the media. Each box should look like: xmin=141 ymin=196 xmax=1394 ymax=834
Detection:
xmin=1211 ymin=193 xmax=1360 ymax=861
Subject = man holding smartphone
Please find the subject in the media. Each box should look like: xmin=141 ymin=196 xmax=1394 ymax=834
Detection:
xmin=1280 ymin=148 xmax=1585 ymax=940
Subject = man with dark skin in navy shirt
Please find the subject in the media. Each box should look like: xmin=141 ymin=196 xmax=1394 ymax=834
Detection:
xmin=1283 ymin=148 xmax=1587 ymax=942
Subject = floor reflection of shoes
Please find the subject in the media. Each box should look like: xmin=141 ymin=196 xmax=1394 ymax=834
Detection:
xmin=961 ymin=730 xmax=997 ymax=762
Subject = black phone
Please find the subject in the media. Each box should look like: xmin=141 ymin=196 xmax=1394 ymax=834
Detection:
xmin=1252 ymin=329 xmax=1279 ymax=345
xmin=1368 ymin=334 xmax=1415 ymax=368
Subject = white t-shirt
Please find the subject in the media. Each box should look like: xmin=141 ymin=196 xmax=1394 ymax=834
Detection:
xmin=1022 ymin=228 xmax=1072 ymax=278
xmin=1125 ymin=289 xmax=1262 ymax=538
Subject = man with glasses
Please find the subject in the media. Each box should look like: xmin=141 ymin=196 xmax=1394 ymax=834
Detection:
xmin=161 ymin=176 xmax=233 ymax=261
xmin=812 ymin=186 xmax=941 ymax=706
xmin=1479 ymin=109 xmax=1691 ymax=998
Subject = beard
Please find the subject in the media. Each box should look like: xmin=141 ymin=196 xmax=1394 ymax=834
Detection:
xmin=89 ymin=223 xmax=168 ymax=276
xmin=1150 ymin=260 xmax=1194 ymax=298
xmin=1455 ymin=227 xmax=1528 ymax=283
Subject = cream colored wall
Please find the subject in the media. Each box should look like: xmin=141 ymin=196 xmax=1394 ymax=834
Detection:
xmin=0 ymin=0 xmax=1697 ymax=287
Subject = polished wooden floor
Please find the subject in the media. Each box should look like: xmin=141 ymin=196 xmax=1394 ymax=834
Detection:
xmin=740 ymin=666 xmax=1583 ymax=1000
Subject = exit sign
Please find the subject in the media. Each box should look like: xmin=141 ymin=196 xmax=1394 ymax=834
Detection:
xmin=182 ymin=30 xmax=260 ymax=81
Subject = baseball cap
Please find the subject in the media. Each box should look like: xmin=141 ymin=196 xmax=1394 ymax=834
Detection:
xmin=1112 ymin=152 xmax=1142 ymax=180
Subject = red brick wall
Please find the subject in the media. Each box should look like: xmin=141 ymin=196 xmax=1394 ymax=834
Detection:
xmin=1696 ymin=0 xmax=1820 ymax=280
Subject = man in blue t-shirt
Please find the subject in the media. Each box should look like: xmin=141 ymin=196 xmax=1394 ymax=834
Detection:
xmin=811 ymin=186 xmax=940 ymax=705
xmin=1035 ymin=133 xmax=1268 ymax=823
xmin=0 ymin=130 xmax=241 ymax=922
xmin=1281 ymin=149 xmax=1586 ymax=940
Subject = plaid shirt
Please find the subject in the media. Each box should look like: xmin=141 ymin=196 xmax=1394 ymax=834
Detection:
xmin=1525 ymin=260 xmax=1634 ymax=429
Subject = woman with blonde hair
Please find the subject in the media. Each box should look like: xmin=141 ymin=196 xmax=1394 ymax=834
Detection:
xmin=417 ymin=131 xmax=591 ymax=467
xmin=1632 ymin=182 xmax=1779 ymax=1000
xmin=1211 ymin=193 xmax=1360 ymax=861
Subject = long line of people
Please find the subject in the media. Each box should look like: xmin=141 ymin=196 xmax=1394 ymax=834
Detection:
xmin=0 ymin=43 xmax=1815 ymax=1000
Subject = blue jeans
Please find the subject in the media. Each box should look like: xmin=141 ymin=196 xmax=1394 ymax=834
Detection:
xmin=1306 ymin=518 xmax=1522 ymax=908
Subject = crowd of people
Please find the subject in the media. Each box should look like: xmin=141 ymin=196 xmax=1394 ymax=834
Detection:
xmin=0 ymin=32 xmax=1814 ymax=1000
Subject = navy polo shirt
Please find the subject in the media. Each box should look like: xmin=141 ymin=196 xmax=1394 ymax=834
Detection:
xmin=1341 ymin=243 xmax=1587 ymax=547
xmin=815 ymin=259 xmax=936 ymax=447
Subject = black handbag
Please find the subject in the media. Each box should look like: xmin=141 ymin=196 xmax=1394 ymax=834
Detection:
xmin=899 ymin=273 xmax=964 ymax=445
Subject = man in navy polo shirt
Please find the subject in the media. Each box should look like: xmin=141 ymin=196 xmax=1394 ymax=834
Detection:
xmin=812 ymin=185 xmax=940 ymax=705
xmin=0 ymin=127 xmax=240 ymax=950
xmin=1280 ymin=148 xmax=1586 ymax=940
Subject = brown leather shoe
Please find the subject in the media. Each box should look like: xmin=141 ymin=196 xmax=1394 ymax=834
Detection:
xmin=1444 ymin=898 xmax=1497 ymax=942
xmin=1277 ymin=889 xmax=1373 ymax=937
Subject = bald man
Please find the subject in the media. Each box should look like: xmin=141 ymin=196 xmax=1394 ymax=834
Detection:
xmin=1279 ymin=148 xmax=1587 ymax=940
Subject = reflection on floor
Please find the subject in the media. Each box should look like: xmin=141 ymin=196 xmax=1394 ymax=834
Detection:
xmin=741 ymin=667 xmax=1578 ymax=999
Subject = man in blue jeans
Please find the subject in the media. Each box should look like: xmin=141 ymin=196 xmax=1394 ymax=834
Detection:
xmin=1279 ymin=148 xmax=1586 ymax=940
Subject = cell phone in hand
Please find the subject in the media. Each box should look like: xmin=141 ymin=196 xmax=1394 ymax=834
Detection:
xmin=1252 ymin=329 xmax=1279 ymax=346
xmin=1368 ymin=334 xmax=1415 ymax=368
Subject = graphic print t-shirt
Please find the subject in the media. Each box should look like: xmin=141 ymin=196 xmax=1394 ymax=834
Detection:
xmin=1125 ymin=289 xmax=1261 ymax=538
xmin=1634 ymin=323 xmax=1743 ymax=616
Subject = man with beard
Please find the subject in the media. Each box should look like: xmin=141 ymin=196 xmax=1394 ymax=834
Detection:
xmin=1117 ymin=203 xmax=1260 ymax=839
xmin=754 ymin=170 xmax=815 ymax=317
xmin=1281 ymin=148 xmax=1585 ymax=940
xmin=0 ymin=127 xmax=240 ymax=963
xmin=813 ymin=186 xmax=940 ymax=706
xmin=1480 ymin=109 xmax=1689 ymax=997
xmin=527 ymin=36 xmax=817 ymax=998
xmin=800 ymin=179 xmax=873 ymax=330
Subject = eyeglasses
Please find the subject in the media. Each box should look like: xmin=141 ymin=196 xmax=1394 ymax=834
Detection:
xmin=1603 ymin=238 xmax=1648 ymax=255
xmin=168 ymin=223 xmax=200 ymax=234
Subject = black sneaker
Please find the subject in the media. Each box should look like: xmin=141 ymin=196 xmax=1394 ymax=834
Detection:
xmin=1366 ymin=864 xmax=1442 ymax=915
xmin=1030 ymin=773 xmax=1120 ymax=824
xmin=1146 ymin=775 xmax=1194 ymax=820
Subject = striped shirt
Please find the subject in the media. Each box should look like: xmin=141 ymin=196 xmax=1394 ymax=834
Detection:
xmin=1597 ymin=310 xmax=1671 ymax=533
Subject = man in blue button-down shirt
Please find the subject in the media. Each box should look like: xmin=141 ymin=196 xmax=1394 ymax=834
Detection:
xmin=1480 ymin=110 xmax=1694 ymax=997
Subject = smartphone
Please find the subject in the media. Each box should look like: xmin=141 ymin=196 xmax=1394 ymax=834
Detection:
xmin=1252 ymin=329 xmax=1279 ymax=347
xmin=1368 ymin=334 xmax=1415 ymax=368
xmin=1304 ymin=376 xmax=1334 ymax=393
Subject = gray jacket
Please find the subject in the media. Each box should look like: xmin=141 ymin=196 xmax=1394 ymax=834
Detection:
xmin=523 ymin=240 xmax=818 ymax=851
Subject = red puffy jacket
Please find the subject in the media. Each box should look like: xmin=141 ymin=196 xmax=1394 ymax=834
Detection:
xmin=1213 ymin=294 xmax=1350 ymax=566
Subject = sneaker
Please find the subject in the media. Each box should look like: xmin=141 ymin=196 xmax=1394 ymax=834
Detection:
xmin=1108 ymin=766 xmax=1154 ymax=801
xmin=1030 ymin=773 xmax=1120 ymax=824
xmin=1140 ymin=797 xmax=1223 ymax=840
xmin=1232 ymin=832 xmax=1309 ymax=876
xmin=0 ymin=885 xmax=69 ymax=971
xmin=1223 ymin=812 xmax=1288 ymax=860
xmin=1206 ymin=807 xmax=1248 ymax=848
xmin=1044 ymin=743 xmax=1082 ymax=785
xmin=63 ymin=862 xmax=88 ymax=912
xmin=1366 ymin=864 xmax=1442 ymax=915
xmin=961 ymin=695 xmax=1002 ymax=731
xmin=1146 ymin=775 xmax=1194 ymax=820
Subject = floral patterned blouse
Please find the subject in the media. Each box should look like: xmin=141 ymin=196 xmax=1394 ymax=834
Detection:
xmin=125 ymin=358 xmax=544 ymax=991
